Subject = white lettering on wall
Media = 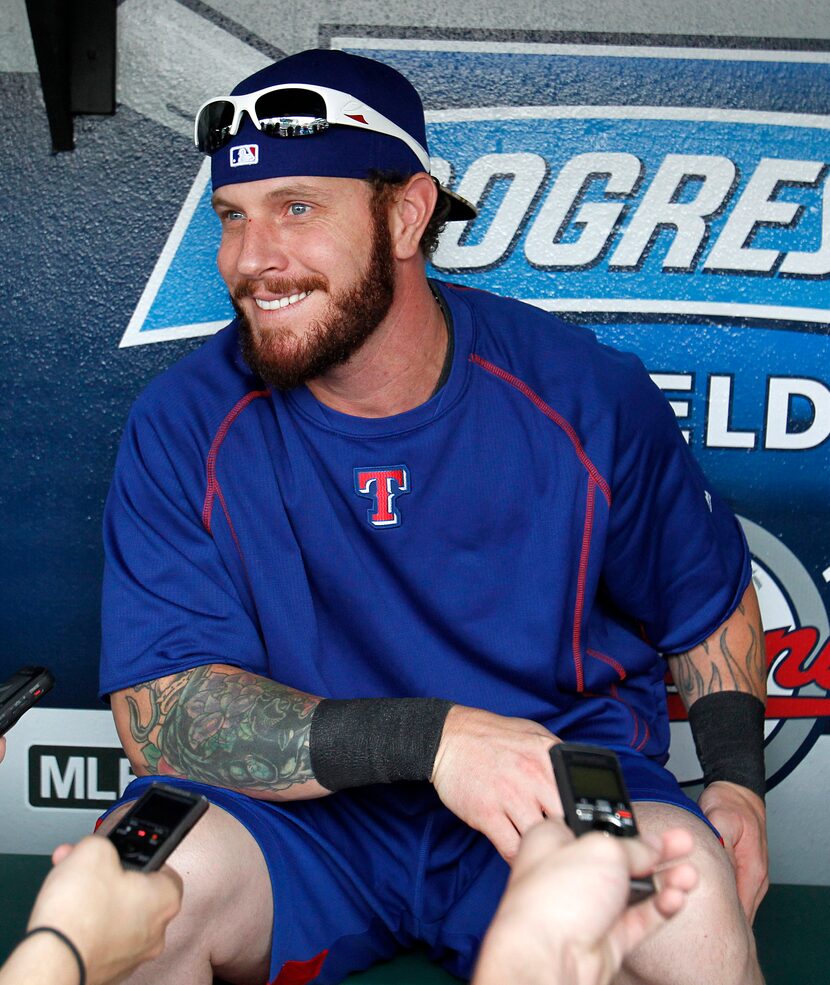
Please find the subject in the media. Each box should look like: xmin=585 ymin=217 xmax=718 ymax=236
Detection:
xmin=648 ymin=372 xmax=829 ymax=451
xmin=40 ymin=756 xmax=85 ymax=800
xmin=779 ymin=175 xmax=830 ymax=276
xmin=706 ymin=375 xmax=757 ymax=448
xmin=704 ymin=159 xmax=826 ymax=273
xmin=765 ymin=378 xmax=830 ymax=450
xmin=86 ymin=759 xmax=117 ymax=801
xmin=432 ymin=153 xmax=546 ymax=270
xmin=524 ymin=152 xmax=641 ymax=267
xmin=433 ymin=151 xmax=828 ymax=278
xmin=610 ymin=155 xmax=735 ymax=269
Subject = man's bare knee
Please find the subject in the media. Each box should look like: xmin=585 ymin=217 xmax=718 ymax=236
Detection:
xmin=97 ymin=798 xmax=273 ymax=985
xmin=615 ymin=803 xmax=762 ymax=985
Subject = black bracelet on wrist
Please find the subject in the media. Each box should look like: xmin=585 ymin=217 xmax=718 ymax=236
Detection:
xmin=21 ymin=927 xmax=86 ymax=985
xmin=309 ymin=697 xmax=454 ymax=791
xmin=687 ymin=691 xmax=766 ymax=801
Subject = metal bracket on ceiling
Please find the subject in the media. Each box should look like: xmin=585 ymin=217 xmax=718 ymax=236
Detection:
xmin=25 ymin=0 xmax=117 ymax=152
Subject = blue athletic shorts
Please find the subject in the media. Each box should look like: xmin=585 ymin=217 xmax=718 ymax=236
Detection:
xmin=101 ymin=752 xmax=715 ymax=985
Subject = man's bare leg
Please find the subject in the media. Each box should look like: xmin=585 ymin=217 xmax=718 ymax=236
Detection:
xmin=614 ymin=802 xmax=763 ymax=985
xmin=97 ymin=800 xmax=273 ymax=985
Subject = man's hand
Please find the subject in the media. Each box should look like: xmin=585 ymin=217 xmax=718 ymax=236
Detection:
xmin=25 ymin=835 xmax=183 ymax=985
xmin=473 ymin=819 xmax=698 ymax=985
xmin=699 ymin=780 xmax=768 ymax=922
xmin=430 ymin=705 xmax=561 ymax=862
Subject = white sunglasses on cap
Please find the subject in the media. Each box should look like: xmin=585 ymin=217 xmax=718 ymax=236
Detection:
xmin=194 ymin=82 xmax=432 ymax=173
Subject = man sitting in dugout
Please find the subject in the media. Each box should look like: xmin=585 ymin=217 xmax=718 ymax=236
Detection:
xmin=97 ymin=47 xmax=768 ymax=985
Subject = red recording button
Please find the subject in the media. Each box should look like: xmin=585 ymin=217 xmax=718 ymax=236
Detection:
xmin=618 ymin=810 xmax=632 ymax=818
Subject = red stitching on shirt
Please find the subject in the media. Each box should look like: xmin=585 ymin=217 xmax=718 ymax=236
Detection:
xmin=202 ymin=389 xmax=270 ymax=534
xmin=610 ymin=684 xmax=638 ymax=746
xmin=638 ymin=717 xmax=651 ymax=752
xmin=213 ymin=480 xmax=247 ymax=568
xmin=587 ymin=648 xmax=627 ymax=681
xmin=572 ymin=479 xmax=597 ymax=692
xmin=469 ymin=354 xmax=612 ymax=506
xmin=610 ymin=683 xmax=651 ymax=750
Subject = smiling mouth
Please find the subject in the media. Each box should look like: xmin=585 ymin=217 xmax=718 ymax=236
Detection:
xmin=254 ymin=291 xmax=313 ymax=311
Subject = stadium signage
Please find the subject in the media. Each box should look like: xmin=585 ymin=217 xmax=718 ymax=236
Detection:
xmin=121 ymin=112 xmax=830 ymax=346
xmin=427 ymin=108 xmax=830 ymax=324
xmin=28 ymin=745 xmax=135 ymax=810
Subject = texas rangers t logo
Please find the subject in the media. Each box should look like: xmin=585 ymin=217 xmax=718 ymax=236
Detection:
xmin=353 ymin=466 xmax=411 ymax=527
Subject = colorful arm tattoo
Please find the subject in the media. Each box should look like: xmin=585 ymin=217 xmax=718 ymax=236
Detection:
xmin=123 ymin=665 xmax=320 ymax=791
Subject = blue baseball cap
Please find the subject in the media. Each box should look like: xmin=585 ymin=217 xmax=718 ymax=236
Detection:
xmin=197 ymin=48 xmax=476 ymax=221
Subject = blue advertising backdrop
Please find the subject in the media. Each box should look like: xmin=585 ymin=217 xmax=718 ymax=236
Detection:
xmin=114 ymin=35 xmax=830 ymax=798
xmin=1 ymin=24 xmax=829 ymax=867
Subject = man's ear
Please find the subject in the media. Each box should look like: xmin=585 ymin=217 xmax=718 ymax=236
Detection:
xmin=389 ymin=173 xmax=439 ymax=260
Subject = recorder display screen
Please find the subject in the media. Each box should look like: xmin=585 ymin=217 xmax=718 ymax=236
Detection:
xmin=568 ymin=764 xmax=624 ymax=801
xmin=135 ymin=791 xmax=192 ymax=829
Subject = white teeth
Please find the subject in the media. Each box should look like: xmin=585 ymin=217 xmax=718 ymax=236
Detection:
xmin=254 ymin=291 xmax=311 ymax=311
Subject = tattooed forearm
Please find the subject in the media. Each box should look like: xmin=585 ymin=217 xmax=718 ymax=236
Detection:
xmin=123 ymin=665 xmax=321 ymax=792
xmin=667 ymin=588 xmax=767 ymax=707
xmin=670 ymin=651 xmax=723 ymax=703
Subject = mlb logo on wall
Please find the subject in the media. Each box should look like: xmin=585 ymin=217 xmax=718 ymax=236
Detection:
xmin=119 ymin=35 xmax=830 ymax=347
xmin=231 ymin=144 xmax=259 ymax=167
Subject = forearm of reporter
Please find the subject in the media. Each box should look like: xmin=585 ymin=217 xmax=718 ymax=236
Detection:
xmin=112 ymin=664 xmax=453 ymax=801
xmin=0 ymin=836 xmax=183 ymax=985
xmin=0 ymin=933 xmax=80 ymax=985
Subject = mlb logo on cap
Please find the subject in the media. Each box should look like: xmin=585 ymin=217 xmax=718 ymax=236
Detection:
xmin=230 ymin=144 xmax=259 ymax=167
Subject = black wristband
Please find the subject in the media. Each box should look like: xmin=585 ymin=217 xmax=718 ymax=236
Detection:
xmin=22 ymin=927 xmax=86 ymax=985
xmin=309 ymin=697 xmax=454 ymax=791
xmin=687 ymin=691 xmax=766 ymax=801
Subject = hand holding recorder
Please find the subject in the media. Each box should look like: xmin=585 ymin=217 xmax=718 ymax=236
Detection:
xmin=0 ymin=763 xmax=201 ymax=985
xmin=473 ymin=818 xmax=698 ymax=985
xmin=106 ymin=782 xmax=209 ymax=871
xmin=0 ymin=837 xmax=183 ymax=985
xmin=550 ymin=742 xmax=655 ymax=903
xmin=474 ymin=742 xmax=698 ymax=985
xmin=0 ymin=665 xmax=55 ymax=736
